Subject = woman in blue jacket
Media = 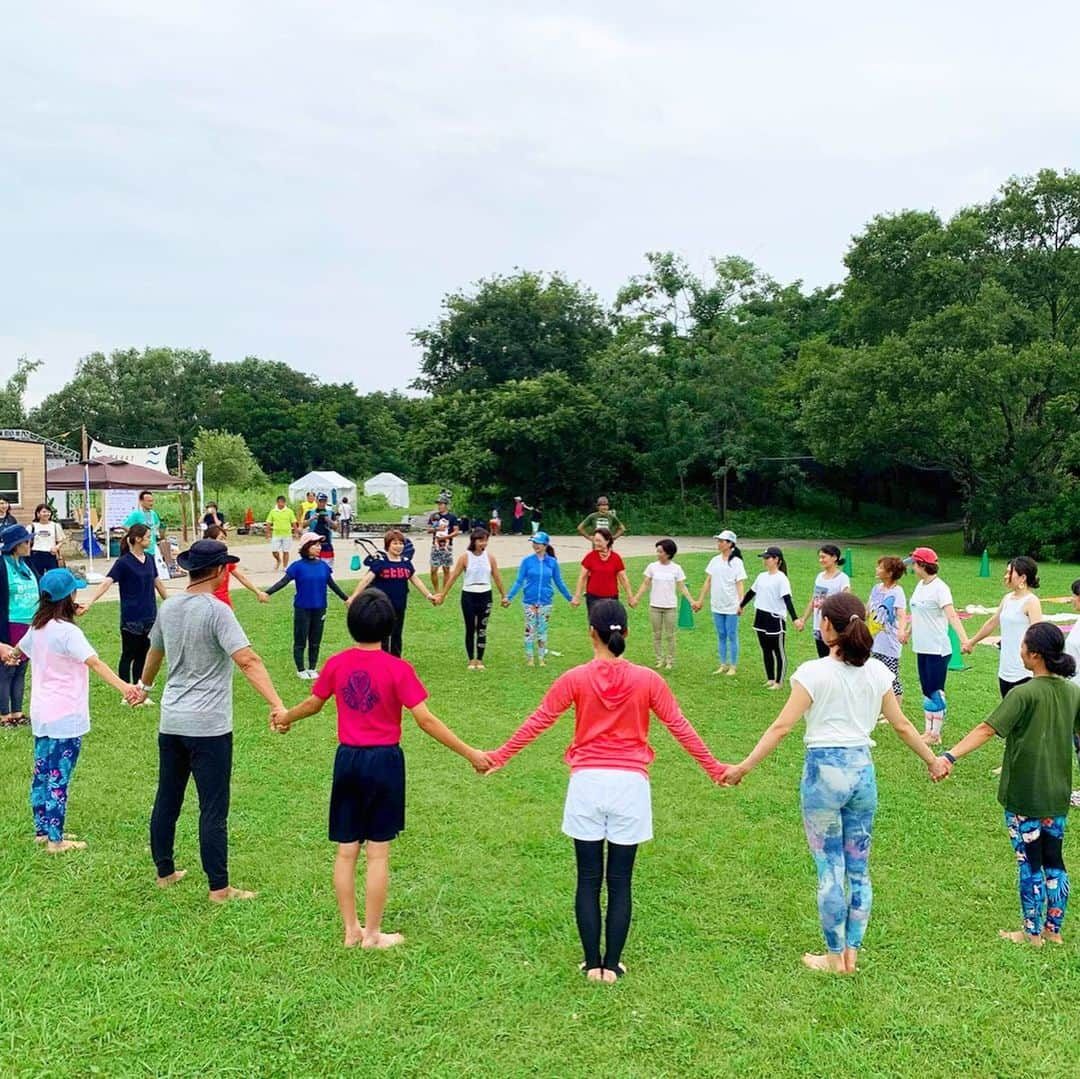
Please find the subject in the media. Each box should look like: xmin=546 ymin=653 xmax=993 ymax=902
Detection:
xmin=502 ymin=532 xmax=573 ymax=667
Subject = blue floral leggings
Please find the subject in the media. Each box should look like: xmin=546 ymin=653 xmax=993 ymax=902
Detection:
xmin=1005 ymin=811 xmax=1069 ymax=937
xmin=801 ymin=747 xmax=878 ymax=953
xmin=31 ymin=736 xmax=82 ymax=842
xmin=524 ymin=604 xmax=552 ymax=660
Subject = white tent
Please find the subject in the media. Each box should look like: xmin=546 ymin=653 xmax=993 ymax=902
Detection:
xmin=288 ymin=470 xmax=358 ymax=507
xmin=363 ymin=471 xmax=410 ymax=508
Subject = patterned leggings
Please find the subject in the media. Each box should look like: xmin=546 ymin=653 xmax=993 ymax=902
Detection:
xmin=801 ymin=746 xmax=877 ymax=953
xmin=31 ymin=736 xmax=83 ymax=842
xmin=524 ymin=604 xmax=552 ymax=660
xmin=1005 ymin=812 xmax=1069 ymax=937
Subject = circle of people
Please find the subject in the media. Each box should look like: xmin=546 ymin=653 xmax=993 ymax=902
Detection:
xmin=1 ymin=490 xmax=1079 ymax=977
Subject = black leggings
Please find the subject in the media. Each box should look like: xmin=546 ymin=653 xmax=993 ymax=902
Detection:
xmin=573 ymin=838 xmax=638 ymax=972
xmin=119 ymin=628 xmax=152 ymax=683
xmin=293 ymin=607 xmax=326 ymax=671
xmin=383 ymin=606 xmax=406 ymax=657
xmin=461 ymin=590 xmax=492 ymax=660
xmin=756 ymin=630 xmax=788 ymax=682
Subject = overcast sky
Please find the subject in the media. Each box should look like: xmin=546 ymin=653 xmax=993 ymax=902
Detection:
xmin=4 ymin=1 xmax=1078 ymax=406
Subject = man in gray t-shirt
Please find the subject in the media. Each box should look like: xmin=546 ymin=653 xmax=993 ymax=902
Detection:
xmin=139 ymin=539 xmax=284 ymax=902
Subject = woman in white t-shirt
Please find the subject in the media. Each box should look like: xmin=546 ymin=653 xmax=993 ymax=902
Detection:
xmin=795 ymin=544 xmax=851 ymax=658
xmin=723 ymin=592 xmax=946 ymax=974
xmin=738 ymin=546 xmax=798 ymax=689
xmin=29 ymin=503 xmax=66 ymax=577
xmin=695 ymin=529 xmax=747 ymax=676
xmin=963 ymin=556 xmax=1043 ymax=699
xmin=632 ymin=539 xmax=695 ymax=670
xmin=905 ymin=546 xmax=969 ymax=745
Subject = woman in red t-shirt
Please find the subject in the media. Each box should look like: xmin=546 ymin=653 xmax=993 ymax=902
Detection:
xmin=483 ymin=598 xmax=728 ymax=983
xmin=571 ymin=528 xmax=635 ymax=617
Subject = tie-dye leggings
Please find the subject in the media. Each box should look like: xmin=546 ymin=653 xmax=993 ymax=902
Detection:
xmin=524 ymin=604 xmax=552 ymax=660
xmin=800 ymin=746 xmax=878 ymax=953
xmin=1004 ymin=811 xmax=1069 ymax=937
xmin=31 ymin=735 xmax=83 ymax=843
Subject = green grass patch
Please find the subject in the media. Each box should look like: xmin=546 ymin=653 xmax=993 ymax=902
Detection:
xmin=2 ymin=542 xmax=1078 ymax=1076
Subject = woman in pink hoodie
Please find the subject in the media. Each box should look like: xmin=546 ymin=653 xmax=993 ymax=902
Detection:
xmin=484 ymin=599 xmax=728 ymax=983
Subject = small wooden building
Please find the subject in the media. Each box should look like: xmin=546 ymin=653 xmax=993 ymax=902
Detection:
xmin=0 ymin=435 xmax=46 ymax=517
xmin=0 ymin=429 xmax=79 ymax=521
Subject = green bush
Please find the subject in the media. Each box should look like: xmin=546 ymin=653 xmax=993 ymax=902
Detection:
xmin=985 ymin=480 xmax=1080 ymax=562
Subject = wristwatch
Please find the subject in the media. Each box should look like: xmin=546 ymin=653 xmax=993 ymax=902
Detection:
xmin=136 ymin=680 xmax=153 ymax=693
xmin=942 ymin=751 xmax=957 ymax=765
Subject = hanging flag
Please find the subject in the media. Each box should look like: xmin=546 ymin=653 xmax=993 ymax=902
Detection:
xmin=89 ymin=438 xmax=172 ymax=473
xmin=195 ymin=461 xmax=205 ymax=511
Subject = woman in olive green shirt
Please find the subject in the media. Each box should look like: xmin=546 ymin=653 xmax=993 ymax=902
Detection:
xmin=940 ymin=622 xmax=1080 ymax=947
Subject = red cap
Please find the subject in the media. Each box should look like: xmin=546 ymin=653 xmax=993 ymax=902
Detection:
xmin=905 ymin=546 xmax=938 ymax=566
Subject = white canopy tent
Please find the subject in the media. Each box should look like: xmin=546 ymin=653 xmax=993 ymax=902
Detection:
xmin=363 ymin=471 xmax=410 ymax=509
xmin=287 ymin=470 xmax=357 ymax=506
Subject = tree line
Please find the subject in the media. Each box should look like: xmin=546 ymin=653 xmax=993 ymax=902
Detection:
xmin=3 ymin=168 xmax=1078 ymax=557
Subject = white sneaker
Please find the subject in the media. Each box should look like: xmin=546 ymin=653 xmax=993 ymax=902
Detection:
xmin=296 ymin=670 xmax=310 ymax=680
xmin=305 ymin=669 xmax=319 ymax=679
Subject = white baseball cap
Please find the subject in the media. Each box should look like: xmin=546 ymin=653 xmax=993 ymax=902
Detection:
xmin=713 ymin=529 xmax=738 ymax=543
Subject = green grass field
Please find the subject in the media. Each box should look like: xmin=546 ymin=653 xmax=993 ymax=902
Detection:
xmin=2 ymin=538 xmax=1078 ymax=1077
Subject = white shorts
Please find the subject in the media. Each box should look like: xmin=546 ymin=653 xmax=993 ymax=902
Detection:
xmin=562 ymin=769 xmax=653 ymax=845
xmin=270 ymin=535 xmax=292 ymax=552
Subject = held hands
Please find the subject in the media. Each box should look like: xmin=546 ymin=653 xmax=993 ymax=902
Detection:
xmin=269 ymin=705 xmax=290 ymax=733
xmin=430 ymin=593 xmax=441 ymax=606
xmin=570 ymin=597 xmax=581 ymax=608
xmin=721 ymin=762 xmax=749 ymax=787
xmin=257 ymin=591 xmax=270 ymax=604
xmin=794 ymin=618 xmax=805 ymax=632
xmin=466 ymin=747 xmax=496 ymax=774
xmin=691 ymin=601 xmax=703 ymax=613
xmin=929 ymin=755 xmax=952 ymax=782
xmin=121 ymin=682 xmax=144 ymax=706
xmin=501 ymin=597 xmax=511 ymax=609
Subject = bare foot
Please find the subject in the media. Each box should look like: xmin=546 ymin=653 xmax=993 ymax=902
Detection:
xmin=802 ymin=952 xmax=849 ymax=974
xmin=156 ymin=869 xmax=188 ymax=888
xmin=1042 ymin=929 xmax=1064 ymax=945
xmin=362 ymin=931 xmax=404 ymax=949
xmin=998 ymin=929 xmax=1042 ymax=946
xmin=46 ymin=839 xmax=87 ymax=853
xmin=921 ymin=732 xmax=942 ymax=746
xmin=843 ymin=946 xmax=859 ymax=973
xmin=582 ymin=966 xmax=605 ymax=981
xmin=344 ymin=923 xmax=366 ymax=948
xmin=209 ymin=886 xmax=257 ymax=903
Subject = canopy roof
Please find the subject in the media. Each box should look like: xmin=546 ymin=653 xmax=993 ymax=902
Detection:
xmin=363 ymin=472 xmax=410 ymax=508
xmin=288 ymin=470 xmax=357 ymax=503
xmin=46 ymin=456 xmax=192 ymax=491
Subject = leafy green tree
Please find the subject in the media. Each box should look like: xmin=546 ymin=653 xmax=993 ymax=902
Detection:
xmin=186 ymin=428 xmax=267 ymax=500
xmin=410 ymin=271 xmax=611 ymax=394
xmin=0 ymin=357 xmax=42 ymax=427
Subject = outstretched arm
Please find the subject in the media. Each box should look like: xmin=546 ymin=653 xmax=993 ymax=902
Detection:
xmin=79 ymin=575 xmax=116 ymax=612
xmin=347 ymin=569 xmax=376 ymax=602
xmin=650 ymin=678 xmax=727 ymax=782
xmin=273 ymin=693 xmax=327 ymax=732
xmin=231 ymin=646 xmax=285 ymax=711
xmin=965 ymin=601 xmax=1002 ymax=652
xmin=485 ymin=673 xmax=576 ymax=770
xmin=724 ymin=684 xmax=811 ymax=784
xmin=411 ymin=701 xmax=488 ymax=771
xmin=881 ymin=690 xmax=944 ymax=775
xmin=86 ymin=655 xmax=140 ymax=703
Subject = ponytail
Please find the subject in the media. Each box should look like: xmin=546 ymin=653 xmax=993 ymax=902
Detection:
xmin=777 ymin=555 xmax=789 ymax=576
xmin=821 ymin=593 xmax=873 ymax=666
xmin=729 ymin=543 xmax=743 ymax=562
xmin=820 ymin=543 xmax=844 ymax=567
xmin=589 ymin=598 xmax=627 ymax=657
xmin=124 ymin=523 xmax=150 ymax=552
xmin=1023 ymin=622 xmax=1077 ymax=680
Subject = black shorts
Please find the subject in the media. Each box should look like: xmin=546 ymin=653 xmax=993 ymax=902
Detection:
xmin=329 ymin=744 xmax=405 ymax=844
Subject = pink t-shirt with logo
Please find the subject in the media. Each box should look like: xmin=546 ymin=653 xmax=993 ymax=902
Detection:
xmin=312 ymin=646 xmax=428 ymax=746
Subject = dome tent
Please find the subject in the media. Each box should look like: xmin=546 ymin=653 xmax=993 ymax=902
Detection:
xmin=287 ymin=470 xmax=357 ymax=507
xmin=363 ymin=472 xmax=410 ymax=509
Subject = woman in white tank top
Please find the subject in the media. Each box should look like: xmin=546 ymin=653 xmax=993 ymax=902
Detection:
xmin=439 ymin=528 xmax=507 ymax=670
xmin=964 ymin=556 xmax=1043 ymax=698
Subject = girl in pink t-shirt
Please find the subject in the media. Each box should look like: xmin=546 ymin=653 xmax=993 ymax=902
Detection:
xmin=1 ymin=569 xmax=141 ymax=853
xmin=483 ymin=598 xmax=728 ymax=983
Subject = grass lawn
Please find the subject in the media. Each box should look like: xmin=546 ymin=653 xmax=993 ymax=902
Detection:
xmin=2 ymin=538 xmax=1078 ymax=1077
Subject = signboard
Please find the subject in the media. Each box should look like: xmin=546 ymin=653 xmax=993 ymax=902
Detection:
xmin=89 ymin=439 xmax=171 ymax=473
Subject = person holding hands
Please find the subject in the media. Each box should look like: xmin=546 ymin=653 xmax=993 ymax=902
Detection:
xmin=937 ymin=621 xmax=1080 ymax=947
xmin=271 ymin=590 xmax=490 ymax=949
xmin=695 ymin=530 xmax=747 ymax=676
xmin=436 ymin=527 xmax=506 ymax=670
xmin=572 ymin=528 xmax=634 ymax=616
xmin=633 ymin=539 xmax=695 ymax=671
xmin=723 ymin=593 xmax=948 ymax=974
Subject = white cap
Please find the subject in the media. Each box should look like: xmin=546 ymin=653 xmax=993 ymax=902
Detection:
xmin=714 ymin=529 xmax=738 ymax=543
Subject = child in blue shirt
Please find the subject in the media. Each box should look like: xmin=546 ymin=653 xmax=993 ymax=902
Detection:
xmin=266 ymin=532 xmax=348 ymax=678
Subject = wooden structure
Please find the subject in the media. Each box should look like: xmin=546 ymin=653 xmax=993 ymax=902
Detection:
xmin=0 ymin=435 xmax=47 ymax=516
